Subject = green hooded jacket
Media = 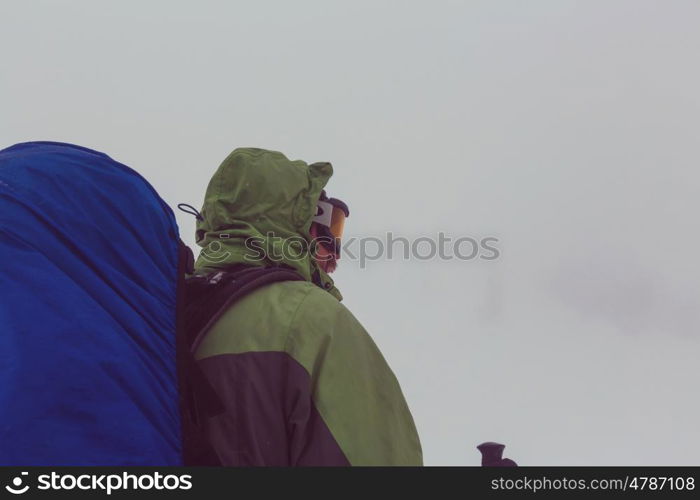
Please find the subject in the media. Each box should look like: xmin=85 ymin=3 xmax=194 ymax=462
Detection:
xmin=192 ymin=148 xmax=422 ymax=466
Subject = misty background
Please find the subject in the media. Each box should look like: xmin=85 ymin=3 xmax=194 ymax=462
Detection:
xmin=2 ymin=0 xmax=698 ymax=465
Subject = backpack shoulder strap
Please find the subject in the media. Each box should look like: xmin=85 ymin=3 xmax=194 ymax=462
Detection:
xmin=185 ymin=266 xmax=304 ymax=354
xmin=177 ymin=257 xmax=303 ymax=465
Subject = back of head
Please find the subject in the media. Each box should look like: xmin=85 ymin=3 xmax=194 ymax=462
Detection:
xmin=194 ymin=148 xmax=333 ymax=283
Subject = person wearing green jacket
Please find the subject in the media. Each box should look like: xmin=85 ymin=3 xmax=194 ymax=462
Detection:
xmin=191 ymin=147 xmax=422 ymax=466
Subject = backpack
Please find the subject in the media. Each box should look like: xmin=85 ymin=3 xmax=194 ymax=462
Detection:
xmin=0 ymin=142 xmax=301 ymax=465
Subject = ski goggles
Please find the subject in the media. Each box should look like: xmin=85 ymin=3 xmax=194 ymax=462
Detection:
xmin=312 ymin=191 xmax=349 ymax=253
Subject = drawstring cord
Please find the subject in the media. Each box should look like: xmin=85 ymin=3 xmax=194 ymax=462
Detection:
xmin=177 ymin=203 xmax=204 ymax=221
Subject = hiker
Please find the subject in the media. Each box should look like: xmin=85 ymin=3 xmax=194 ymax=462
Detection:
xmin=188 ymin=148 xmax=422 ymax=466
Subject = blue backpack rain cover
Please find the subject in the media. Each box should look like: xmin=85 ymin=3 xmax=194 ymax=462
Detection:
xmin=0 ymin=142 xmax=183 ymax=465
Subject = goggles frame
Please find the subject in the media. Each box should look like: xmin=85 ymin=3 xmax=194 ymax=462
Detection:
xmin=312 ymin=191 xmax=349 ymax=255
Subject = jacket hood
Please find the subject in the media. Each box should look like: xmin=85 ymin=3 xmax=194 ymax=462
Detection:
xmin=194 ymin=147 xmax=341 ymax=298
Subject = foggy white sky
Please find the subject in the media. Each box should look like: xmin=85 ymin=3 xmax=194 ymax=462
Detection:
xmin=2 ymin=0 xmax=699 ymax=465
